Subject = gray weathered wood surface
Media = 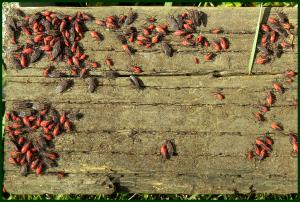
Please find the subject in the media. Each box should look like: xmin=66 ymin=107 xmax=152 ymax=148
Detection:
xmin=3 ymin=6 xmax=298 ymax=194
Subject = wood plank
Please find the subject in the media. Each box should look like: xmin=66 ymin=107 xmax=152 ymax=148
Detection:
xmin=4 ymin=102 xmax=297 ymax=133
xmin=4 ymin=75 xmax=297 ymax=106
xmin=4 ymin=7 xmax=298 ymax=34
xmin=4 ymin=171 xmax=297 ymax=194
xmin=3 ymin=6 xmax=297 ymax=195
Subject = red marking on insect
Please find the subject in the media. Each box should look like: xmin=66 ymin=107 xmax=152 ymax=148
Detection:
xmin=195 ymin=35 xmax=205 ymax=44
xmin=210 ymin=28 xmax=223 ymax=34
xmin=12 ymin=114 xmax=20 ymax=121
xmin=44 ymin=133 xmax=53 ymax=141
xmin=64 ymin=120 xmax=72 ymax=133
xmin=5 ymin=112 xmax=11 ymax=121
xmin=21 ymin=27 xmax=32 ymax=36
xmin=259 ymin=105 xmax=269 ymax=113
xmin=264 ymin=136 xmax=273 ymax=146
xmin=31 ymin=147 xmax=38 ymax=153
xmin=28 ymin=116 xmax=35 ymax=122
xmin=22 ymin=47 xmax=33 ymax=54
xmin=8 ymin=157 xmax=18 ymax=165
xmin=256 ymin=55 xmax=268 ymax=64
xmin=137 ymin=35 xmax=148 ymax=41
xmin=254 ymin=112 xmax=264 ymax=122
xmin=136 ymin=40 xmax=144 ymax=46
xmin=204 ymin=40 xmax=210 ymax=47
xmin=90 ymin=31 xmax=102 ymax=41
xmin=31 ymin=125 xmax=38 ymax=131
xmin=42 ymin=10 xmax=52 ymax=16
xmin=90 ymin=62 xmax=99 ymax=69
xmin=183 ymin=23 xmax=193 ymax=31
xmin=74 ymin=21 xmax=82 ymax=36
xmin=43 ymin=152 xmax=59 ymax=160
xmin=212 ymin=41 xmax=222 ymax=51
xmin=192 ymin=56 xmax=199 ymax=64
xmin=5 ymin=125 xmax=12 ymax=132
xmin=36 ymin=162 xmax=43 ymax=175
xmin=128 ymin=34 xmax=135 ymax=43
xmin=143 ymin=28 xmax=150 ymax=36
xmin=47 ymin=123 xmax=55 ymax=130
xmin=174 ymin=30 xmax=186 ymax=36
xmin=185 ymin=19 xmax=193 ymax=25
xmin=148 ymin=24 xmax=156 ymax=30
xmin=254 ymin=144 xmax=261 ymax=156
xmin=160 ymin=144 xmax=168 ymax=160
xmin=36 ymin=116 xmax=42 ymax=127
xmin=67 ymin=58 xmax=73 ymax=66
xmin=12 ymin=123 xmax=22 ymax=129
xmin=151 ymin=35 xmax=160 ymax=44
xmin=80 ymin=67 xmax=88 ymax=78
xmin=185 ymin=34 xmax=193 ymax=40
xmin=145 ymin=43 xmax=152 ymax=48
xmin=43 ymin=127 xmax=49 ymax=134
xmin=261 ymin=24 xmax=271 ymax=32
xmin=41 ymin=45 xmax=52 ymax=51
xmin=282 ymin=23 xmax=292 ymax=30
xmin=271 ymin=122 xmax=282 ymax=131
xmin=26 ymin=150 xmax=33 ymax=162
xmin=219 ymin=37 xmax=229 ymax=49
xmin=105 ymin=57 xmax=113 ymax=66
xmin=122 ymin=43 xmax=132 ymax=55
xmin=204 ymin=53 xmax=214 ymax=61
xmin=60 ymin=112 xmax=66 ymax=124
xmin=270 ymin=31 xmax=277 ymax=43
xmin=281 ymin=41 xmax=292 ymax=48
xmin=34 ymin=34 xmax=43 ymax=43
xmin=261 ymin=34 xmax=268 ymax=43
xmin=40 ymin=120 xmax=51 ymax=127
xmin=71 ymin=42 xmax=77 ymax=53
xmin=214 ymin=92 xmax=225 ymax=100
xmin=247 ymin=149 xmax=253 ymax=161
xmin=18 ymin=136 xmax=25 ymax=145
xmin=10 ymin=150 xmax=20 ymax=158
xmin=21 ymin=142 xmax=31 ymax=154
xmin=22 ymin=117 xmax=31 ymax=128
xmin=181 ymin=39 xmax=193 ymax=46
xmin=268 ymin=17 xmax=278 ymax=24
xmin=78 ymin=53 xmax=87 ymax=60
xmin=147 ymin=16 xmax=157 ymax=23
xmin=131 ymin=66 xmax=142 ymax=73
xmin=64 ymin=38 xmax=70 ymax=47
xmin=266 ymin=91 xmax=274 ymax=106
xmin=31 ymin=159 xmax=40 ymax=170
xmin=95 ymin=19 xmax=106 ymax=26
xmin=273 ymin=83 xmax=283 ymax=93
xmin=155 ymin=25 xmax=167 ymax=35
xmin=72 ymin=56 xmax=80 ymax=66
xmin=71 ymin=68 xmax=78 ymax=76
xmin=285 ymin=70 xmax=297 ymax=78
xmin=21 ymin=54 xmax=28 ymax=67
xmin=14 ymin=130 xmax=22 ymax=136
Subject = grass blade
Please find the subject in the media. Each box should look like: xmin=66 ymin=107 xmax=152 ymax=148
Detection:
xmin=164 ymin=2 xmax=173 ymax=7
xmin=248 ymin=3 xmax=263 ymax=74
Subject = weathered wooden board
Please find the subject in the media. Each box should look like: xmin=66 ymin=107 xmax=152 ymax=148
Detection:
xmin=2 ymin=6 xmax=298 ymax=195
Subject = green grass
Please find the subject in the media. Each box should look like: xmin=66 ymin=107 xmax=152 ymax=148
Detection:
xmin=3 ymin=193 xmax=298 ymax=200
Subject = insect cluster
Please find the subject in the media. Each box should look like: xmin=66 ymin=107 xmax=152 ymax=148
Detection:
xmin=256 ymin=11 xmax=295 ymax=65
xmin=6 ymin=9 xmax=101 ymax=93
xmin=248 ymin=134 xmax=274 ymax=161
xmin=160 ymin=140 xmax=176 ymax=160
xmin=5 ymin=101 xmax=81 ymax=176
xmin=250 ymin=68 xmax=297 ymax=160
